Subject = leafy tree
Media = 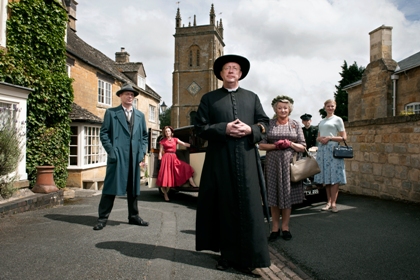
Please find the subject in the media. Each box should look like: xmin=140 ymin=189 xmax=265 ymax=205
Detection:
xmin=319 ymin=61 xmax=365 ymax=121
xmin=159 ymin=106 xmax=171 ymax=129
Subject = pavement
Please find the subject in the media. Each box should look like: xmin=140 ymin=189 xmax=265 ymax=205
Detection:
xmin=0 ymin=185 xmax=311 ymax=280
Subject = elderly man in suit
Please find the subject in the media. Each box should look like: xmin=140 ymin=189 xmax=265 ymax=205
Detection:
xmin=93 ymin=84 xmax=149 ymax=230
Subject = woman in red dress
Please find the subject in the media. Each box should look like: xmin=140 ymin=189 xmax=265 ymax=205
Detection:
xmin=156 ymin=126 xmax=198 ymax=201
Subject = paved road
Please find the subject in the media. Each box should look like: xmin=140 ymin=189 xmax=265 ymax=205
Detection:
xmin=0 ymin=185 xmax=303 ymax=280
xmin=3 ymin=184 xmax=418 ymax=280
xmin=271 ymin=192 xmax=420 ymax=280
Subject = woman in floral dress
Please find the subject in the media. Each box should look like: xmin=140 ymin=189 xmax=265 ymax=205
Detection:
xmin=314 ymin=99 xmax=347 ymax=213
xmin=259 ymin=95 xmax=306 ymax=241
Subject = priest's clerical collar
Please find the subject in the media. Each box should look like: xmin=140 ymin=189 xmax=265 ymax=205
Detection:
xmin=224 ymin=87 xmax=239 ymax=92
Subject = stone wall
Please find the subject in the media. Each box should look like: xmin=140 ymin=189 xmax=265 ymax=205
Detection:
xmin=343 ymin=114 xmax=420 ymax=202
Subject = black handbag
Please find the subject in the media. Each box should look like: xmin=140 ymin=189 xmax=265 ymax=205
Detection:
xmin=333 ymin=139 xmax=353 ymax=159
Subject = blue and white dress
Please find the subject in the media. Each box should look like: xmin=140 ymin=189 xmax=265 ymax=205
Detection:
xmin=313 ymin=115 xmax=347 ymax=185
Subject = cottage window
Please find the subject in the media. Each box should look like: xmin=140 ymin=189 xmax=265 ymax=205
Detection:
xmin=137 ymin=74 xmax=146 ymax=90
xmin=66 ymin=64 xmax=71 ymax=78
xmin=68 ymin=125 xmax=106 ymax=167
xmin=149 ymin=105 xmax=156 ymax=122
xmin=405 ymin=102 xmax=420 ymax=114
xmin=97 ymin=80 xmax=112 ymax=106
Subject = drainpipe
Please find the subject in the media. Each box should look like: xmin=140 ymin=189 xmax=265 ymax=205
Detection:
xmin=391 ymin=74 xmax=399 ymax=116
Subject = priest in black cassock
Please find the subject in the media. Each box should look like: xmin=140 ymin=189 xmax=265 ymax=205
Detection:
xmin=194 ymin=54 xmax=270 ymax=278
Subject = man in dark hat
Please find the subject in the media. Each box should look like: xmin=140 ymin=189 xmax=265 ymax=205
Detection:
xmin=93 ymin=84 xmax=149 ymax=230
xmin=300 ymin=113 xmax=318 ymax=149
xmin=300 ymin=113 xmax=318 ymax=186
xmin=194 ymin=54 xmax=270 ymax=277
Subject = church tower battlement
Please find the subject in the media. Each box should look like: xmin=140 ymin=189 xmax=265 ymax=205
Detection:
xmin=172 ymin=4 xmax=225 ymax=128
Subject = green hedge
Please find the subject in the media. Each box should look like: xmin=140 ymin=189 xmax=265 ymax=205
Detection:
xmin=0 ymin=0 xmax=73 ymax=188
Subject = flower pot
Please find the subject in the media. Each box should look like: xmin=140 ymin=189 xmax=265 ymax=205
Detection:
xmin=32 ymin=166 xmax=59 ymax=193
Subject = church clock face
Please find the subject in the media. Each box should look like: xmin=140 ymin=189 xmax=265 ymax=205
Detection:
xmin=187 ymin=81 xmax=201 ymax=95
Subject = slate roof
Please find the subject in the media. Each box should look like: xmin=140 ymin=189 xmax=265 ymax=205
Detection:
xmin=343 ymin=50 xmax=420 ymax=90
xmin=69 ymin=103 xmax=103 ymax=124
xmin=395 ymin=51 xmax=420 ymax=74
xmin=66 ymin=28 xmax=160 ymax=101
xmin=117 ymin=62 xmax=144 ymax=73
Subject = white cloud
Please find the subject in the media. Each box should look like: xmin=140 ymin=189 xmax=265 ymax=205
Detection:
xmin=75 ymin=0 xmax=420 ymax=125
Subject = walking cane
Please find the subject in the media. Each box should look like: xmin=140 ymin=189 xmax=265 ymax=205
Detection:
xmin=255 ymin=146 xmax=271 ymax=231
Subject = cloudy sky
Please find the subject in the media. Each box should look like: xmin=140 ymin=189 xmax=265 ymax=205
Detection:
xmin=75 ymin=0 xmax=420 ymax=125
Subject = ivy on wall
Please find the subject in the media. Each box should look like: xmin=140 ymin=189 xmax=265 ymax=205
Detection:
xmin=0 ymin=0 xmax=74 ymax=188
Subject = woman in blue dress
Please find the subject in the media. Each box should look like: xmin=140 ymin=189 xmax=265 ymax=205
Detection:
xmin=314 ymin=99 xmax=347 ymax=213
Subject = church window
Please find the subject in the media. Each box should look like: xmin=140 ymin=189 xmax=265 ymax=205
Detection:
xmin=196 ymin=50 xmax=200 ymax=66
xmin=189 ymin=50 xmax=193 ymax=67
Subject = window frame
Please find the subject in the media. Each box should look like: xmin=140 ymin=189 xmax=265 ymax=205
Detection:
xmin=137 ymin=74 xmax=146 ymax=90
xmin=149 ymin=104 xmax=156 ymax=123
xmin=68 ymin=124 xmax=107 ymax=169
xmin=97 ymin=79 xmax=112 ymax=106
xmin=405 ymin=102 xmax=420 ymax=114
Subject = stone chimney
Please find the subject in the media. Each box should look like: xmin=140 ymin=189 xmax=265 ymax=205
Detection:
xmin=115 ymin=47 xmax=130 ymax=63
xmin=369 ymin=25 xmax=392 ymax=62
xmin=65 ymin=0 xmax=78 ymax=32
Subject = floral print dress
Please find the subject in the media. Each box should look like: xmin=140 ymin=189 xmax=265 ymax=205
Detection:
xmin=260 ymin=119 xmax=306 ymax=209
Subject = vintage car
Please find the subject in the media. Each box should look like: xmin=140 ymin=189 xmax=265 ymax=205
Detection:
xmin=145 ymin=125 xmax=324 ymax=201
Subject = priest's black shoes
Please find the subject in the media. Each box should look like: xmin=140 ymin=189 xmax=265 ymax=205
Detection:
xmin=233 ymin=266 xmax=262 ymax=278
xmin=128 ymin=216 xmax=149 ymax=226
xmin=216 ymin=258 xmax=230 ymax=270
xmin=93 ymin=221 xmax=106 ymax=231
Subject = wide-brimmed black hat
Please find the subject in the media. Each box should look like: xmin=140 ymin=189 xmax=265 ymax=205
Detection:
xmin=213 ymin=54 xmax=250 ymax=81
xmin=300 ymin=113 xmax=312 ymax=120
xmin=116 ymin=84 xmax=139 ymax=97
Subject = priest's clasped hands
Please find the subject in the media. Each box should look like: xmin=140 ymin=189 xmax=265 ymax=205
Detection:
xmin=226 ymin=119 xmax=252 ymax=138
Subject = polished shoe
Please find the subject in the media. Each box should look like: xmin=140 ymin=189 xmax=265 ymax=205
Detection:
xmin=128 ymin=216 xmax=149 ymax=226
xmin=93 ymin=221 xmax=106 ymax=231
xmin=321 ymin=203 xmax=331 ymax=211
xmin=282 ymin=230 xmax=292 ymax=241
xmin=233 ymin=266 xmax=262 ymax=278
xmin=268 ymin=230 xmax=280 ymax=242
xmin=216 ymin=258 xmax=230 ymax=271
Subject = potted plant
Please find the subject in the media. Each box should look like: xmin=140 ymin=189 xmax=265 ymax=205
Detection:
xmin=31 ymin=127 xmax=59 ymax=194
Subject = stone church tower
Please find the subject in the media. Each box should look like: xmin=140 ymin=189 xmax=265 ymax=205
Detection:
xmin=172 ymin=4 xmax=225 ymax=128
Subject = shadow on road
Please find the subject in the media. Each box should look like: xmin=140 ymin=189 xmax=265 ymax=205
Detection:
xmin=95 ymin=241 xmax=254 ymax=278
xmin=44 ymin=214 xmax=122 ymax=227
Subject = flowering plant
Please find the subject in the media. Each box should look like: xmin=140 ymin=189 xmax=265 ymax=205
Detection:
xmin=0 ymin=104 xmax=26 ymax=198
